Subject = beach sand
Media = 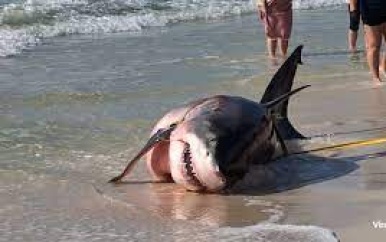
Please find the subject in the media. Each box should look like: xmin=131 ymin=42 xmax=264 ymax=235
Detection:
xmin=1 ymin=8 xmax=386 ymax=241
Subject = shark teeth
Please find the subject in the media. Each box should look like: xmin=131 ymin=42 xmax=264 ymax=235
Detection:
xmin=182 ymin=143 xmax=204 ymax=189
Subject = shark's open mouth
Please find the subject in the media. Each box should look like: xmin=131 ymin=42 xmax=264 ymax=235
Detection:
xmin=182 ymin=143 xmax=205 ymax=189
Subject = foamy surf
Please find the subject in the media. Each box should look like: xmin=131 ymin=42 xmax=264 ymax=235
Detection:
xmin=0 ymin=0 xmax=347 ymax=57
xmin=216 ymin=223 xmax=339 ymax=242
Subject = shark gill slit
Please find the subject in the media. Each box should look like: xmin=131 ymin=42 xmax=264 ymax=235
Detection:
xmin=229 ymin=118 xmax=275 ymax=174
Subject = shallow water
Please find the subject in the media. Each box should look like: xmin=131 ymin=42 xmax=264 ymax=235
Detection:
xmin=0 ymin=0 xmax=346 ymax=56
xmin=1 ymin=8 xmax=385 ymax=241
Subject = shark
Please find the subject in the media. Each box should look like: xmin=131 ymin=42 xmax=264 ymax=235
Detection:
xmin=109 ymin=45 xmax=309 ymax=192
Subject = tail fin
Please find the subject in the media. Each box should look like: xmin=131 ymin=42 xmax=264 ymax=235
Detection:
xmin=260 ymin=45 xmax=305 ymax=139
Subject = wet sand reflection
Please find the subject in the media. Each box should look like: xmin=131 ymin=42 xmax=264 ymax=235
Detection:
xmin=103 ymin=153 xmax=359 ymax=227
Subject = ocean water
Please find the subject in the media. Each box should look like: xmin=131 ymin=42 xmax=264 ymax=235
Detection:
xmin=0 ymin=0 xmax=347 ymax=57
xmin=0 ymin=0 xmax=379 ymax=241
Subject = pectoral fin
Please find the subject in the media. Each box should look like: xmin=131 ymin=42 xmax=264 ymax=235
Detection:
xmin=109 ymin=123 xmax=177 ymax=183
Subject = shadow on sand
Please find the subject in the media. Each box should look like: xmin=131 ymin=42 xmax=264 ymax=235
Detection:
xmin=229 ymin=153 xmax=360 ymax=195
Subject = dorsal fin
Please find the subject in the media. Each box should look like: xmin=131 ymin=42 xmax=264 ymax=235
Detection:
xmin=260 ymin=45 xmax=305 ymax=139
xmin=261 ymin=45 xmax=303 ymax=105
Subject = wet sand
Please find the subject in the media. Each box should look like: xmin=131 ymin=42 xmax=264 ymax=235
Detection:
xmin=263 ymin=72 xmax=386 ymax=241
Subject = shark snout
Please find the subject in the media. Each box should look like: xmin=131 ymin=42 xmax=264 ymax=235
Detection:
xmin=169 ymin=124 xmax=226 ymax=192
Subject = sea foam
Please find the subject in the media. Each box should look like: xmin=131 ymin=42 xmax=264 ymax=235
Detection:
xmin=216 ymin=223 xmax=339 ymax=242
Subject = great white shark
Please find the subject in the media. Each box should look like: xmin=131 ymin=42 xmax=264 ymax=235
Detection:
xmin=110 ymin=45 xmax=309 ymax=192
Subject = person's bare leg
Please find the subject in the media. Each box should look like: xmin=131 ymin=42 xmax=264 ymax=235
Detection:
xmin=348 ymin=30 xmax=358 ymax=52
xmin=266 ymin=38 xmax=278 ymax=65
xmin=381 ymin=52 xmax=386 ymax=74
xmin=379 ymin=23 xmax=386 ymax=76
xmin=279 ymin=38 xmax=289 ymax=57
xmin=267 ymin=38 xmax=277 ymax=59
xmin=364 ymin=24 xmax=382 ymax=84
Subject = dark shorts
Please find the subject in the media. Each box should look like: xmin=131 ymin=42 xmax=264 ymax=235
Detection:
xmin=362 ymin=16 xmax=386 ymax=26
xmin=360 ymin=0 xmax=386 ymax=26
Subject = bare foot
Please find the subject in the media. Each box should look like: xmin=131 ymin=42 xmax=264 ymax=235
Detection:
xmin=349 ymin=47 xmax=358 ymax=54
xmin=372 ymin=77 xmax=383 ymax=87
xmin=379 ymin=66 xmax=386 ymax=78
xmin=268 ymin=56 xmax=279 ymax=66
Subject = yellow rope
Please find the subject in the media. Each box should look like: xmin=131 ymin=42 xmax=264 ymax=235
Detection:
xmin=293 ymin=137 xmax=386 ymax=155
